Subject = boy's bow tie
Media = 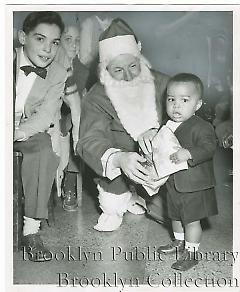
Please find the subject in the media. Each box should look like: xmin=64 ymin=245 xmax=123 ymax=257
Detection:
xmin=20 ymin=65 xmax=47 ymax=79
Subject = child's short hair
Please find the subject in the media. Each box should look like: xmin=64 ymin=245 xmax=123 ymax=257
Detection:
xmin=168 ymin=73 xmax=204 ymax=98
xmin=23 ymin=11 xmax=65 ymax=34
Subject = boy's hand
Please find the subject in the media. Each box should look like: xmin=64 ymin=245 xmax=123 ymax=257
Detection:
xmin=170 ymin=148 xmax=192 ymax=164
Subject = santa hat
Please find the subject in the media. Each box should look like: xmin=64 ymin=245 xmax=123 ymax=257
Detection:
xmin=99 ymin=18 xmax=141 ymax=68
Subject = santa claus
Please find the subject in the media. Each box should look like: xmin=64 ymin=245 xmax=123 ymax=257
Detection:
xmin=77 ymin=18 xmax=169 ymax=231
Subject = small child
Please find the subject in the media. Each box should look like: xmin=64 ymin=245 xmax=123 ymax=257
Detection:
xmin=157 ymin=73 xmax=218 ymax=271
xmin=55 ymin=24 xmax=88 ymax=211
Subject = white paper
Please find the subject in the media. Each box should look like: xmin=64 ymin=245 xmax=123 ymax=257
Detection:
xmin=152 ymin=125 xmax=188 ymax=178
xmin=141 ymin=125 xmax=188 ymax=196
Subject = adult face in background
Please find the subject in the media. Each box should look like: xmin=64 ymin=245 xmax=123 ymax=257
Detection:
xmin=61 ymin=25 xmax=80 ymax=61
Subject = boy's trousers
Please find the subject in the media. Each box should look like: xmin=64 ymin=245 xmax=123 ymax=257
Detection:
xmin=14 ymin=132 xmax=59 ymax=219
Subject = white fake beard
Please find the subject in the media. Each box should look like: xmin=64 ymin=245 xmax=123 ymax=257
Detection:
xmin=100 ymin=62 xmax=159 ymax=141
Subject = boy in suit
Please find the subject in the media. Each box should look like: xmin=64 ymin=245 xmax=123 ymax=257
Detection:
xmin=157 ymin=73 xmax=218 ymax=271
xmin=14 ymin=11 xmax=67 ymax=262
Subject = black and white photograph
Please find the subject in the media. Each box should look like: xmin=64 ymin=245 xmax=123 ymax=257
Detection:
xmin=3 ymin=1 xmax=240 ymax=291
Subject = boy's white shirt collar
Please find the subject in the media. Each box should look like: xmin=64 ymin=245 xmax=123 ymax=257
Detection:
xmin=19 ymin=46 xmax=32 ymax=67
xmin=166 ymin=120 xmax=182 ymax=133
xmin=166 ymin=114 xmax=196 ymax=133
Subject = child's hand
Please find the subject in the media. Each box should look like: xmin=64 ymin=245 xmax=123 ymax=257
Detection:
xmin=170 ymin=148 xmax=192 ymax=164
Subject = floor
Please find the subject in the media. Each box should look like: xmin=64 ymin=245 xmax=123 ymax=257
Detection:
xmin=12 ymin=147 xmax=234 ymax=289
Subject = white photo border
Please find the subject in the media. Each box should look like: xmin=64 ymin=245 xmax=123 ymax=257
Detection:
xmin=4 ymin=2 xmax=240 ymax=292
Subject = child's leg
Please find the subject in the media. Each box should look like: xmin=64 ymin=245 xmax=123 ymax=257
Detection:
xmin=172 ymin=220 xmax=184 ymax=240
xmin=171 ymin=220 xmax=201 ymax=271
xmin=157 ymin=220 xmax=185 ymax=254
xmin=63 ymin=171 xmax=77 ymax=194
xmin=184 ymin=220 xmax=202 ymax=252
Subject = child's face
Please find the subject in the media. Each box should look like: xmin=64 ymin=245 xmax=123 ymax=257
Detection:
xmin=166 ymin=81 xmax=202 ymax=122
xmin=19 ymin=23 xmax=61 ymax=68
xmin=61 ymin=26 xmax=80 ymax=60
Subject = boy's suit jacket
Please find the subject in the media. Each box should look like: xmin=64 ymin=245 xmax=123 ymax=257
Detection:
xmin=14 ymin=47 xmax=67 ymax=155
xmin=170 ymin=115 xmax=217 ymax=193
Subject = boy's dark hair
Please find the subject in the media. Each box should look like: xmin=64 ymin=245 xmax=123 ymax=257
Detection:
xmin=168 ymin=73 xmax=204 ymax=97
xmin=22 ymin=11 xmax=65 ymax=34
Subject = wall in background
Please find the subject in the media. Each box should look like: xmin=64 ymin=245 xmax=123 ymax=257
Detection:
xmin=14 ymin=10 xmax=233 ymax=114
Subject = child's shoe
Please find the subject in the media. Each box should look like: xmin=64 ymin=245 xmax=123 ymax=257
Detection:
xmin=157 ymin=239 xmax=185 ymax=254
xmin=171 ymin=249 xmax=198 ymax=271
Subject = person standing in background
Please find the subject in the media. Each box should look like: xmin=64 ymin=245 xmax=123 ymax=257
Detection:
xmin=55 ymin=22 xmax=90 ymax=211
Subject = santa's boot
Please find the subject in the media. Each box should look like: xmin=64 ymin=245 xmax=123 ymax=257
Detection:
xmin=94 ymin=185 xmax=132 ymax=232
